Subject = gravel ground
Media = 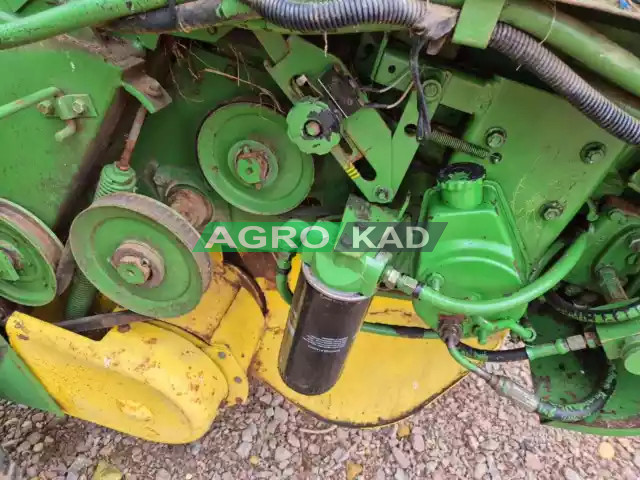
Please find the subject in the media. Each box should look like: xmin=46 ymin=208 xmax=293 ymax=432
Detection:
xmin=2 ymin=361 xmax=640 ymax=480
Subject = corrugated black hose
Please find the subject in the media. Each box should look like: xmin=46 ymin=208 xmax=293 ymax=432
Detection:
xmin=489 ymin=23 xmax=640 ymax=145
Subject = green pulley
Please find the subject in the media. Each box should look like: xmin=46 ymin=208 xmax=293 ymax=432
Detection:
xmin=286 ymin=99 xmax=341 ymax=155
xmin=69 ymin=193 xmax=212 ymax=318
xmin=197 ymin=102 xmax=314 ymax=215
xmin=0 ymin=199 xmax=63 ymax=306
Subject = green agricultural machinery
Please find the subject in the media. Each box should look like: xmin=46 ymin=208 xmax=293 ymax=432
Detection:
xmin=1 ymin=0 xmax=640 ymax=448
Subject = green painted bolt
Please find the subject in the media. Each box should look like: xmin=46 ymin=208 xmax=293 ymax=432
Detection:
xmin=608 ymin=209 xmax=627 ymax=224
xmin=375 ymin=187 xmax=390 ymax=201
xmin=37 ymin=100 xmax=54 ymax=115
xmin=541 ymin=202 xmax=563 ymax=221
xmin=115 ymin=256 xmax=150 ymax=285
xmin=304 ymin=120 xmax=323 ymax=138
xmin=622 ymin=335 xmax=640 ymax=376
xmin=71 ymin=99 xmax=86 ymax=115
xmin=580 ymin=142 xmax=607 ymax=164
xmin=236 ymin=157 xmax=262 ymax=184
xmin=485 ymin=128 xmax=507 ymax=149
xmin=0 ymin=250 xmax=19 ymax=282
xmin=423 ymin=80 xmax=442 ymax=101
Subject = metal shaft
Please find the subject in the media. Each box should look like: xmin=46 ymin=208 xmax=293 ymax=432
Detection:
xmin=0 ymin=0 xmax=184 ymax=49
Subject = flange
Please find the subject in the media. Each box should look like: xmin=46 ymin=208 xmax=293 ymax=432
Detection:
xmin=197 ymin=102 xmax=314 ymax=215
xmin=0 ymin=199 xmax=63 ymax=306
xmin=69 ymin=193 xmax=212 ymax=318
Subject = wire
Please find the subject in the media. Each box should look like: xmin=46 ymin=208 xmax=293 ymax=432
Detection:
xmin=410 ymin=36 xmax=431 ymax=141
xmin=365 ymin=81 xmax=414 ymax=110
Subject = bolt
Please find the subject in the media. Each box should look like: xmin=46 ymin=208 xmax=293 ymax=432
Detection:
xmin=485 ymin=128 xmax=507 ymax=149
xmin=217 ymin=351 xmax=226 ymax=359
xmin=423 ymin=80 xmax=442 ymax=101
xmin=580 ymin=142 xmax=606 ymax=164
xmin=489 ymin=153 xmax=502 ymax=164
xmin=145 ymin=81 xmax=163 ymax=97
xmin=295 ymin=75 xmax=309 ymax=87
xmin=541 ymin=202 xmax=563 ymax=221
xmin=375 ymin=187 xmax=390 ymax=202
xmin=71 ymin=100 xmax=85 ymax=115
xmin=304 ymin=120 xmax=323 ymax=137
xmin=630 ymin=236 xmax=640 ymax=253
xmin=115 ymin=255 xmax=151 ymax=285
xmin=608 ymin=209 xmax=627 ymax=224
xmin=37 ymin=100 xmax=54 ymax=115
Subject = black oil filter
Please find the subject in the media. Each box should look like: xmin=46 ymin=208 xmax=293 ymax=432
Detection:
xmin=278 ymin=263 xmax=372 ymax=395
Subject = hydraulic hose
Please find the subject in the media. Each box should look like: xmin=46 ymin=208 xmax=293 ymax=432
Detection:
xmin=388 ymin=232 xmax=588 ymax=317
xmin=238 ymin=0 xmax=458 ymax=36
xmin=109 ymin=0 xmax=226 ymax=33
xmin=536 ymin=362 xmax=617 ymax=422
xmin=275 ymin=253 xmax=295 ymax=305
xmin=545 ymin=290 xmax=640 ymax=324
xmin=488 ymin=23 xmax=640 ymax=145
xmin=447 ymin=342 xmax=616 ymax=422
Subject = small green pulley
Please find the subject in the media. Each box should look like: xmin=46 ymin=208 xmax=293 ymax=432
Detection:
xmin=69 ymin=193 xmax=212 ymax=318
xmin=0 ymin=199 xmax=63 ymax=306
xmin=197 ymin=102 xmax=314 ymax=215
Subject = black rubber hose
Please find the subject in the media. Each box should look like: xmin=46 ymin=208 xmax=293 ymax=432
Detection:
xmin=489 ymin=23 xmax=640 ymax=145
xmin=107 ymin=0 xmax=227 ymax=33
xmin=545 ymin=290 xmax=640 ymax=324
xmin=239 ymin=0 xmax=457 ymax=36
xmin=536 ymin=362 xmax=617 ymax=422
xmin=456 ymin=343 xmax=528 ymax=363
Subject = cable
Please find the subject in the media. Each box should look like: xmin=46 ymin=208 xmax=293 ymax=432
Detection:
xmin=410 ymin=36 xmax=431 ymax=141
xmin=489 ymin=23 xmax=640 ymax=145
xmin=545 ymin=289 xmax=640 ymax=324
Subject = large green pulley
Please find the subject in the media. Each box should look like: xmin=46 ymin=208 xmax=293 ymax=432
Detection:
xmin=69 ymin=193 xmax=212 ymax=318
xmin=0 ymin=199 xmax=63 ymax=306
xmin=197 ymin=102 xmax=314 ymax=215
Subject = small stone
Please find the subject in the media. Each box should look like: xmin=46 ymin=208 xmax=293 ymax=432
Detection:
xmin=249 ymin=455 xmax=260 ymax=466
xmin=155 ymin=469 xmax=171 ymax=480
xmin=16 ymin=441 xmax=30 ymax=453
xmin=273 ymin=407 xmax=288 ymax=423
xmin=597 ymin=441 xmax=615 ymax=460
xmin=32 ymin=413 xmax=46 ymax=423
xmin=185 ymin=475 xmax=193 ymax=480
xmin=411 ymin=433 xmax=425 ymax=453
xmin=286 ymin=433 xmax=300 ymax=448
xmin=633 ymin=453 xmax=640 ymax=469
xmin=473 ymin=461 xmax=487 ymax=480
xmin=236 ymin=442 xmax=252 ymax=459
xmin=308 ymin=444 xmax=320 ymax=455
xmin=563 ymin=467 xmax=583 ymax=480
xmin=26 ymin=432 xmax=42 ymax=445
xmin=44 ymin=436 xmax=55 ymax=445
xmin=482 ymin=439 xmax=500 ymax=451
xmin=32 ymin=442 xmax=44 ymax=453
xmin=21 ymin=420 xmax=33 ymax=431
xmin=525 ymin=452 xmax=543 ymax=471
xmin=346 ymin=462 xmax=363 ymax=480
xmin=391 ymin=447 xmax=410 ymax=469
xmin=91 ymin=461 xmax=122 ymax=480
xmin=274 ymin=446 xmax=292 ymax=463
xmin=331 ymin=447 xmax=347 ymax=463
xmin=259 ymin=392 xmax=273 ymax=404
xmin=396 ymin=422 xmax=411 ymax=439
xmin=26 ymin=466 xmax=38 ymax=477
xmin=242 ymin=424 xmax=257 ymax=442
xmin=394 ymin=469 xmax=408 ymax=480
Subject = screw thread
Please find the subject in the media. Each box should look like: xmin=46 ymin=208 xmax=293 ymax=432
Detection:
xmin=429 ymin=131 xmax=490 ymax=159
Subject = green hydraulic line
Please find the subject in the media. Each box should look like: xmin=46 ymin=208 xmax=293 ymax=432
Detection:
xmin=275 ymin=252 xmax=295 ymax=305
xmin=0 ymin=87 xmax=61 ymax=120
xmin=0 ymin=0 xmax=187 ymax=49
xmin=434 ymin=0 xmax=640 ymax=98
xmin=391 ymin=232 xmax=588 ymax=317
xmin=360 ymin=322 xmax=440 ymax=338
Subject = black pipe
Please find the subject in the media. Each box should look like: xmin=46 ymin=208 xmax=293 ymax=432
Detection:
xmin=107 ymin=0 xmax=229 ymax=33
xmin=489 ymin=23 xmax=640 ymax=145
xmin=456 ymin=343 xmax=528 ymax=362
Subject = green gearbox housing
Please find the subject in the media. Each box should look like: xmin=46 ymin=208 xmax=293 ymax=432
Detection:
xmin=414 ymin=163 xmax=528 ymax=336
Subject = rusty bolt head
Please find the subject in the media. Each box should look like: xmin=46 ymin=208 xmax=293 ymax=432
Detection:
xmin=145 ymin=81 xmax=163 ymax=97
xmin=541 ymin=202 xmax=563 ymax=221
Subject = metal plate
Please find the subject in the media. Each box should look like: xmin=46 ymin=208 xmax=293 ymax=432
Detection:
xmin=69 ymin=193 xmax=212 ymax=318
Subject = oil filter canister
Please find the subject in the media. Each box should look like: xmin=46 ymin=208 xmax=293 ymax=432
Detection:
xmin=278 ymin=263 xmax=372 ymax=395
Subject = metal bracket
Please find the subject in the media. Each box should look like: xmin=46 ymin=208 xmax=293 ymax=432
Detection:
xmin=39 ymin=94 xmax=98 ymax=120
xmin=122 ymin=70 xmax=172 ymax=113
xmin=452 ymin=0 xmax=506 ymax=49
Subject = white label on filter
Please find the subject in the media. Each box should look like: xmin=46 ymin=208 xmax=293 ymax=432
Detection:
xmin=303 ymin=335 xmax=348 ymax=353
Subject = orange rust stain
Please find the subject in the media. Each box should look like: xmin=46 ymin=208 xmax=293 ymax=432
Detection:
xmin=17 ymin=334 xmax=29 ymax=341
xmin=144 ymin=338 xmax=158 ymax=345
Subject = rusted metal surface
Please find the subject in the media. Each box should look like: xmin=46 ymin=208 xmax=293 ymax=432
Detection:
xmin=116 ymin=105 xmax=147 ymax=171
xmin=168 ymin=188 xmax=213 ymax=231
